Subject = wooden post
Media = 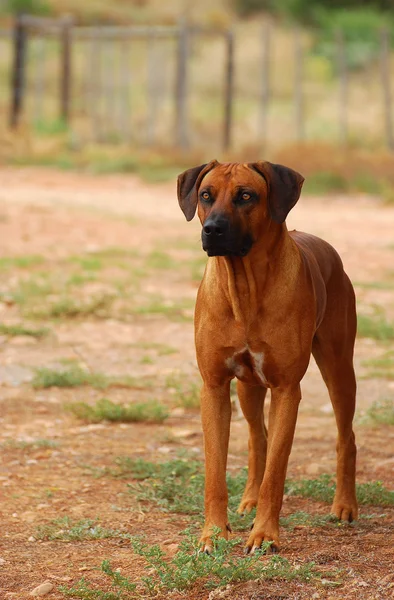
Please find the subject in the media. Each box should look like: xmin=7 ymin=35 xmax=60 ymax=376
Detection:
xmin=10 ymin=14 xmax=27 ymax=129
xmin=336 ymin=28 xmax=348 ymax=146
xmin=147 ymin=31 xmax=160 ymax=145
xmin=32 ymin=35 xmax=47 ymax=124
xmin=381 ymin=27 xmax=394 ymax=151
xmin=175 ymin=19 xmax=189 ymax=149
xmin=260 ymin=22 xmax=270 ymax=144
xmin=294 ymin=27 xmax=304 ymax=141
xmin=119 ymin=36 xmax=131 ymax=142
xmin=89 ymin=29 xmax=103 ymax=142
xmin=223 ymin=29 xmax=235 ymax=152
xmin=59 ymin=16 xmax=73 ymax=124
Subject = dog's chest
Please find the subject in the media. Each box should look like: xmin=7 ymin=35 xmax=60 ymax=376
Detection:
xmin=225 ymin=346 xmax=268 ymax=386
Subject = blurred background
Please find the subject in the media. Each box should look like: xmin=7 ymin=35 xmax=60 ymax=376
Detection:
xmin=2 ymin=0 xmax=394 ymax=190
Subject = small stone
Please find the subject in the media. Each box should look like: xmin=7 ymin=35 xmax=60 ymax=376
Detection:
xmin=30 ymin=581 xmax=53 ymax=596
xmin=28 ymin=536 xmax=36 ymax=542
xmin=305 ymin=462 xmax=321 ymax=476
xmin=312 ymin=593 xmax=320 ymax=599
xmin=0 ymin=557 xmax=5 ymax=566
xmin=320 ymin=403 xmax=333 ymax=414
xmin=172 ymin=429 xmax=197 ymax=439
xmin=170 ymin=407 xmax=185 ymax=417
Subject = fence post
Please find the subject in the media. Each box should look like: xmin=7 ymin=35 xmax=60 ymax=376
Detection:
xmin=336 ymin=28 xmax=348 ymax=146
xmin=259 ymin=21 xmax=270 ymax=145
xmin=381 ymin=27 xmax=394 ymax=151
xmin=223 ymin=29 xmax=235 ymax=152
xmin=59 ymin=16 xmax=73 ymax=124
xmin=175 ymin=19 xmax=189 ymax=149
xmin=32 ymin=36 xmax=47 ymax=124
xmin=10 ymin=13 xmax=27 ymax=129
xmin=294 ymin=27 xmax=304 ymax=141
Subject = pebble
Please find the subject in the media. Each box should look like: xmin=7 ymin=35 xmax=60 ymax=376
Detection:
xmin=30 ymin=581 xmax=54 ymax=597
xmin=305 ymin=462 xmax=321 ymax=476
xmin=0 ymin=557 xmax=5 ymax=566
xmin=28 ymin=536 xmax=36 ymax=542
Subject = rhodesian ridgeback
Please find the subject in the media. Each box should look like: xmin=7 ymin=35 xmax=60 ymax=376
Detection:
xmin=177 ymin=160 xmax=358 ymax=554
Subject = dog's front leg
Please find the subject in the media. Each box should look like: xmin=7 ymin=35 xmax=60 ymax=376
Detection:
xmin=246 ymin=384 xmax=301 ymax=554
xmin=200 ymin=380 xmax=232 ymax=554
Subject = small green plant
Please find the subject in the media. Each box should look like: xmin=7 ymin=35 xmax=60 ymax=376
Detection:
xmin=61 ymin=529 xmax=325 ymax=598
xmin=32 ymin=364 xmax=148 ymax=390
xmin=133 ymin=297 xmax=194 ymax=322
xmin=280 ymin=511 xmax=333 ymax=530
xmin=303 ymin=171 xmax=348 ymax=195
xmin=0 ymin=255 xmax=44 ymax=270
xmin=145 ymin=251 xmax=177 ymax=270
xmin=28 ymin=294 xmax=115 ymax=319
xmin=360 ymin=398 xmax=394 ymax=425
xmin=286 ymin=475 xmax=394 ymax=506
xmin=33 ymin=118 xmax=69 ymax=136
xmin=166 ymin=374 xmax=200 ymax=409
xmin=67 ymin=398 xmax=169 ymax=424
xmin=0 ymin=323 xmax=49 ymax=338
xmin=357 ymin=313 xmax=394 ymax=341
xmin=2 ymin=439 xmax=58 ymax=450
xmin=362 ymin=352 xmax=394 ymax=380
xmin=36 ymin=516 xmax=118 ymax=542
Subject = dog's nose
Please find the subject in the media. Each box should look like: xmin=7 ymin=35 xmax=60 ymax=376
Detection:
xmin=203 ymin=218 xmax=228 ymax=236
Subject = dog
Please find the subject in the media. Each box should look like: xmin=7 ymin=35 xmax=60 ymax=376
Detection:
xmin=177 ymin=160 xmax=358 ymax=554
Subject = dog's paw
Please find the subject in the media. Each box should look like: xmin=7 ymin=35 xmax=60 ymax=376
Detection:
xmin=199 ymin=523 xmax=230 ymax=555
xmin=237 ymin=497 xmax=258 ymax=515
xmin=244 ymin=523 xmax=279 ymax=555
xmin=330 ymin=497 xmax=358 ymax=523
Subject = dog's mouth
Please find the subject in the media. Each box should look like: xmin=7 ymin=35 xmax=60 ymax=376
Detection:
xmin=202 ymin=237 xmax=253 ymax=258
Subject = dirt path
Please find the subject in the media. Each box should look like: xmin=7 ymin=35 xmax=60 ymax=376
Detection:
xmin=0 ymin=167 xmax=393 ymax=599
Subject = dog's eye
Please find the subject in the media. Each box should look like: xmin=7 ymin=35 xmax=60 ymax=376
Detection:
xmin=241 ymin=193 xmax=251 ymax=201
xmin=201 ymin=192 xmax=211 ymax=201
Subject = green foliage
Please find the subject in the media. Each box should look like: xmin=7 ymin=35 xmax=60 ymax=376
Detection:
xmin=36 ymin=517 xmax=118 ymax=542
xmin=361 ymin=398 xmax=394 ymax=425
xmin=32 ymin=364 xmax=146 ymax=390
xmin=280 ymin=511 xmax=332 ymax=530
xmin=357 ymin=313 xmax=394 ymax=341
xmin=2 ymin=0 xmax=50 ymax=16
xmin=286 ymin=474 xmax=394 ymax=506
xmin=0 ymin=323 xmax=49 ymax=338
xmin=0 ymin=255 xmax=44 ymax=270
xmin=303 ymin=171 xmax=348 ymax=195
xmin=362 ymin=352 xmax=394 ymax=380
xmin=67 ymin=398 xmax=169 ymax=424
xmin=61 ymin=530 xmax=323 ymax=598
xmin=312 ymin=8 xmax=392 ymax=70
xmin=165 ymin=374 xmax=200 ymax=409
xmin=33 ymin=119 xmax=68 ymax=136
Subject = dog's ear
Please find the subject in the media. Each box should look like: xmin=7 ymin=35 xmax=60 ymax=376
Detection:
xmin=177 ymin=160 xmax=218 ymax=221
xmin=250 ymin=161 xmax=304 ymax=224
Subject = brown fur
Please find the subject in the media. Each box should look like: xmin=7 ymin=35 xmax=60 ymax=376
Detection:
xmin=177 ymin=161 xmax=358 ymax=553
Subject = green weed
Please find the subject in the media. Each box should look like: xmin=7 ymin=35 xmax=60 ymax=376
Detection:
xmin=286 ymin=475 xmax=394 ymax=506
xmin=362 ymin=351 xmax=394 ymax=380
xmin=61 ymin=529 xmax=324 ymax=598
xmin=166 ymin=374 xmax=200 ymax=409
xmin=0 ymin=255 xmax=44 ymax=270
xmin=303 ymin=172 xmax=348 ymax=195
xmin=357 ymin=313 xmax=394 ymax=340
xmin=28 ymin=294 xmax=115 ymax=319
xmin=0 ymin=323 xmax=49 ymax=338
xmin=2 ymin=439 xmax=58 ymax=450
xmin=32 ymin=364 xmax=148 ymax=390
xmin=360 ymin=398 xmax=394 ymax=425
xmin=67 ymin=398 xmax=169 ymax=424
xmin=280 ymin=511 xmax=333 ymax=530
xmin=145 ymin=251 xmax=177 ymax=270
xmin=133 ymin=297 xmax=194 ymax=322
xmin=35 ymin=516 xmax=117 ymax=542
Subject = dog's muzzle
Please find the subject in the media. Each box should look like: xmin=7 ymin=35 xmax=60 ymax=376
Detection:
xmin=201 ymin=216 xmax=253 ymax=257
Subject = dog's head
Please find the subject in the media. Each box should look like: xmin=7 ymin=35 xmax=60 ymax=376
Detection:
xmin=177 ymin=161 xmax=304 ymax=257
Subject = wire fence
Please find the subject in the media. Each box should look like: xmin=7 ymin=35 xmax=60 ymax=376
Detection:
xmin=1 ymin=15 xmax=394 ymax=151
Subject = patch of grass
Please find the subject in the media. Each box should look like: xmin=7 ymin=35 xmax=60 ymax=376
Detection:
xmin=303 ymin=171 xmax=348 ymax=195
xmin=133 ymin=297 xmax=194 ymax=322
xmin=61 ymin=529 xmax=325 ymax=598
xmin=27 ymin=294 xmax=115 ymax=319
xmin=69 ymin=256 xmax=103 ymax=271
xmin=286 ymin=475 xmax=394 ymax=506
xmin=32 ymin=364 xmax=149 ymax=390
xmin=140 ymin=355 xmax=154 ymax=365
xmin=357 ymin=313 xmax=394 ymax=341
xmin=359 ymin=398 xmax=394 ymax=425
xmin=67 ymin=398 xmax=169 ymax=424
xmin=166 ymin=374 xmax=200 ymax=409
xmin=354 ymin=280 xmax=394 ymax=290
xmin=130 ymin=342 xmax=177 ymax=356
xmin=0 ymin=323 xmax=49 ymax=338
xmin=2 ymin=439 xmax=59 ymax=450
xmin=145 ymin=251 xmax=178 ymax=270
xmin=280 ymin=511 xmax=333 ymax=530
xmin=35 ymin=516 xmax=118 ymax=542
xmin=362 ymin=351 xmax=394 ymax=380
xmin=0 ymin=255 xmax=45 ymax=270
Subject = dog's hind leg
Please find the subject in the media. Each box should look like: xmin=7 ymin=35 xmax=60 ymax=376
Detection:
xmin=312 ymin=276 xmax=358 ymax=522
xmin=236 ymin=381 xmax=268 ymax=515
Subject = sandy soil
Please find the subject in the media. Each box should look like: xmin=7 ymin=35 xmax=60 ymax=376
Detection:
xmin=0 ymin=166 xmax=393 ymax=599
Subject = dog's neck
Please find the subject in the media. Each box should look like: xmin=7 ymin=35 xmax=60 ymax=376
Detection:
xmin=216 ymin=223 xmax=300 ymax=326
